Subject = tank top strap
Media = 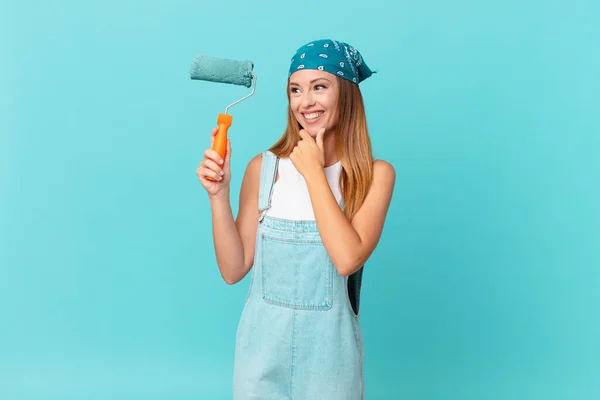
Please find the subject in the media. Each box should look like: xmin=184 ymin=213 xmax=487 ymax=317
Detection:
xmin=258 ymin=150 xmax=279 ymax=220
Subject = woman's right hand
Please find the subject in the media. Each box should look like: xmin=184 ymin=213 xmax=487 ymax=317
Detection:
xmin=197 ymin=127 xmax=232 ymax=199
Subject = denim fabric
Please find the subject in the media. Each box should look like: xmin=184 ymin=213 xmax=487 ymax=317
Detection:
xmin=233 ymin=151 xmax=365 ymax=400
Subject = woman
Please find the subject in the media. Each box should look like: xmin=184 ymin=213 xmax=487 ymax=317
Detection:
xmin=197 ymin=39 xmax=396 ymax=400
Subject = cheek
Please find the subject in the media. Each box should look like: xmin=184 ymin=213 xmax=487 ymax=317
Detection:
xmin=325 ymin=95 xmax=339 ymax=123
xmin=324 ymin=93 xmax=338 ymax=111
xmin=289 ymin=97 xmax=301 ymax=112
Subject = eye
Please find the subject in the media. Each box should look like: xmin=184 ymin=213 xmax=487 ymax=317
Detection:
xmin=314 ymin=84 xmax=327 ymax=90
xmin=290 ymin=87 xmax=301 ymax=94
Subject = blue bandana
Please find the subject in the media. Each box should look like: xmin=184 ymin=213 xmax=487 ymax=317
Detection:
xmin=288 ymin=39 xmax=374 ymax=84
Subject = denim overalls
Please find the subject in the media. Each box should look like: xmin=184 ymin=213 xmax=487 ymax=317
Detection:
xmin=233 ymin=151 xmax=365 ymax=400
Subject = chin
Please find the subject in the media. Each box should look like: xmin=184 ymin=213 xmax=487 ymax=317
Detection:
xmin=305 ymin=127 xmax=321 ymax=136
xmin=300 ymin=125 xmax=327 ymax=135
xmin=296 ymin=119 xmax=333 ymax=136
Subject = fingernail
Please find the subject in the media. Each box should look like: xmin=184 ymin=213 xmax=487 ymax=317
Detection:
xmin=220 ymin=170 xmax=224 ymax=175
xmin=219 ymin=159 xmax=224 ymax=164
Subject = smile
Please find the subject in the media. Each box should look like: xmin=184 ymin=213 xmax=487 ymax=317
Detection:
xmin=302 ymin=111 xmax=324 ymax=121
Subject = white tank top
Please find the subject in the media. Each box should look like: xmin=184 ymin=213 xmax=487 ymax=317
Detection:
xmin=265 ymin=157 xmax=343 ymax=220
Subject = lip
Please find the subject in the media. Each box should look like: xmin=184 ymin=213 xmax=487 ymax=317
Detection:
xmin=301 ymin=111 xmax=325 ymax=124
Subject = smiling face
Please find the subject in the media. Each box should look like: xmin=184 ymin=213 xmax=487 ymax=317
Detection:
xmin=288 ymin=69 xmax=340 ymax=137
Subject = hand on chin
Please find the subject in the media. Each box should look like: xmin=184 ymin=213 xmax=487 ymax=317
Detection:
xmin=300 ymin=125 xmax=322 ymax=137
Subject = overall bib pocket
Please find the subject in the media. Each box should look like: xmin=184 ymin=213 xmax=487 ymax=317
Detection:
xmin=261 ymin=233 xmax=333 ymax=311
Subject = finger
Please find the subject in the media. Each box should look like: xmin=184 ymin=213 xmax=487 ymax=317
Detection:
xmin=298 ymin=129 xmax=308 ymax=140
xmin=197 ymin=167 xmax=209 ymax=182
xmin=199 ymin=166 xmax=222 ymax=181
xmin=316 ymin=128 xmax=325 ymax=150
xmin=204 ymin=149 xmax=224 ymax=165
xmin=203 ymin=158 xmax=224 ymax=175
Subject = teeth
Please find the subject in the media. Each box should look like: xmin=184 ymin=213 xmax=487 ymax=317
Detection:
xmin=304 ymin=112 xmax=323 ymax=120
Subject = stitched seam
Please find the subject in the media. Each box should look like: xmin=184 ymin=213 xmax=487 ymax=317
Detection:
xmin=263 ymin=235 xmax=322 ymax=245
xmin=260 ymin=235 xmax=333 ymax=311
xmin=290 ymin=309 xmax=297 ymax=400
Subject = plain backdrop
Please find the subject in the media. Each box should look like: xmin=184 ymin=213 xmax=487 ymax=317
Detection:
xmin=1 ymin=0 xmax=599 ymax=399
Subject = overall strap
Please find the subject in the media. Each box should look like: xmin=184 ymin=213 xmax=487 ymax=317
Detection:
xmin=258 ymin=151 xmax=279 ymax=221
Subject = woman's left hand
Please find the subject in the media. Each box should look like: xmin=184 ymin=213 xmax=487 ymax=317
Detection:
xmin=290 ymin=128 xmax=326 ymax=182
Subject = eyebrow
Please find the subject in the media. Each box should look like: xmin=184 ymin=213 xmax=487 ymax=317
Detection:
xmin=289 ymin=78 xmax=332 ymax=86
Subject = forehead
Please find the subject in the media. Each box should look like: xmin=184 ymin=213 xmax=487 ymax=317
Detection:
xmin=289 ymin=69 xmax=336 ymax=84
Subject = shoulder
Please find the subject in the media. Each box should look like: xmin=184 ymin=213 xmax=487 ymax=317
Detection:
xmin=245 ymin=151 xmax=285 ymax=177
xmin=249 ymin=152 xmax=264 ymax=168
xmin=239 ymin=153 xmax=264 ymax=202
xmin=243 ymin=153 xmax=263 ymax=180
xmin=372 ymin=159 xmax=396 ymax=186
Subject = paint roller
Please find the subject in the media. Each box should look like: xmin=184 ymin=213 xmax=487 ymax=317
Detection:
xmin=190 ymin=54 xmax=257 ymax=179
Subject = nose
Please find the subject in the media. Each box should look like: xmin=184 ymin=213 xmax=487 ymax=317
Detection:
xmin=300 ymin=91 xmax=315 ymax=109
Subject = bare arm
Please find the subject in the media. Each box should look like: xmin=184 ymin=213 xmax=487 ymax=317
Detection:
xmin=306 ymin=160 xmax=396 ymax=276
xmin=197 ymin=133 xmax=262 ymax=284
xmin=207 ymin=155 xmax=261 ymax=284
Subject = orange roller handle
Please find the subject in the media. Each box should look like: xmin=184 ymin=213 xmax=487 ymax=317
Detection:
xmin=207 ymin=113 xmax=232 ymax=182
xmin=213 ymin=113 xmax=232 ymax=158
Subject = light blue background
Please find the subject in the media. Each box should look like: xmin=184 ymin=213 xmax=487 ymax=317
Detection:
xmin=1 ymin=0 xmax=599 ymax=399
